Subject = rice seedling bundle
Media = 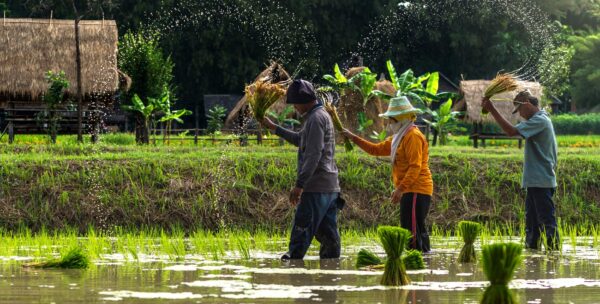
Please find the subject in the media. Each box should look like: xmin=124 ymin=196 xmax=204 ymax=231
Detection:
xmin=481 ymin=243 xmax=523 ymax=304
xmin=402 ymin=250 xmax=425 ymax=270
xmin=245 ymin=80 xmax=286 ymax=122
xmin=378 ymin=226 xmax=411 ymax=286
xmin=482 ymin=73 xmax=519 ymax=114
xmin=324 ymin=101 xmax=353 ymax=151
xmin=356 ymin=249 xmax=424 ymax=270
xmin=457 ymin=221 xmax=482 ymax=263
xmin=23 ymin=247 xmax=90 ymax=269
xmin=356 ymin=248 xmax=383 ymax=268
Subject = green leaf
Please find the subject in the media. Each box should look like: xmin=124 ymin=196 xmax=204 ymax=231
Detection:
xmin=397 ymin=69 xmax=415 ymax=92
xmin=372 ymin=90 xmax=393 ymax=101
xmin=439 ymin=99 xmax=453 ymax=117
xmin=323 ymin=75 xmax=338 ymax=85
xmin=426 ymin=72 xmax=439 ymax=95
xmin=334 ymin=64 xmax=347 ymax=83
xmin=387 ymin=60 xmax=399 ymax=91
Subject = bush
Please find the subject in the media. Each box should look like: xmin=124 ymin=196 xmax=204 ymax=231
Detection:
xmin=551 ymin=113 xmax=600 ymax=135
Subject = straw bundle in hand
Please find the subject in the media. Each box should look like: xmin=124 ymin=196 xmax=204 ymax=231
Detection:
xmin=245 ymin=80 xmax=286 ymax=121
xmin=324 ymin=101 xmax=353 ymax=151
xmin=483 ymin=74 xmax=519 ymax=114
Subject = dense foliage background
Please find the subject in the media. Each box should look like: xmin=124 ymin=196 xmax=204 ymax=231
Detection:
xmin=1 ymin=0 xmax=598 ymax=126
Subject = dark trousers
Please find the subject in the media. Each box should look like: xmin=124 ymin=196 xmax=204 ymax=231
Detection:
xmin=400 ymin=193 xmax=431 ymax=252
xmin=288 ymin=192 xmax=341 ymax=259
xmin=525 ymin=187 xmax=560 ymax=250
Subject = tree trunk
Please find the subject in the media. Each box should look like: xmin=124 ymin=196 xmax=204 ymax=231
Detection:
xmin=73 ymin=2 xmax=84 ymax=143
xmin=135 ymin=114 xmax=149 ymax=144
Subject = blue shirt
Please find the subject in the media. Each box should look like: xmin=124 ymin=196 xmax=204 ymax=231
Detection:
xmin=515 ymin=110 xmax=558 ymax=189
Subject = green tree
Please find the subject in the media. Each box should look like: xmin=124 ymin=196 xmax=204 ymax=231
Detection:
xmin=569 ymin=32 xmax=600 ymax=110
xmin=118 ymin=31 xmax=174 ymax=143
xmin=39 ymin=71 xmax=71 ymax=144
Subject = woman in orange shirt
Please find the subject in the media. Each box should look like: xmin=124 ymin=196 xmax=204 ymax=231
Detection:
xmin=342 ymin=96 xmax=433 ymax=252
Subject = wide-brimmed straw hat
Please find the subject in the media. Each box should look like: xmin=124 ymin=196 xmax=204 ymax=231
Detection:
xmin=379 ymin=96 xmax=423 ymax=118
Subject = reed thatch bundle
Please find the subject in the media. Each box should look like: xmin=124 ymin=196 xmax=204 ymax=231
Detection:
xmin=337 ymin=67 xmax=394 ymax=136
xmin=0 ymin=18 xmax=119 ymax=101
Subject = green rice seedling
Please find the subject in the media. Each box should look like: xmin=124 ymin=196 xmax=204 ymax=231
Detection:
xmin=235 ymin=236 xmax=251 ymax=260
xmin=591 ymin=225 xmax=599 ymax=248
xmin=356 ymin=248 xmax=383 ymax=268
xmin=24 ymin=246 xmax=90 ymax=269
xmin=481 ymin=243 xmax=523 ymax=304
xmin=378 ymin=226 xmax=411 ymax=286
xmin=457 ymin=221 xmax=482 ymax=263
xmin=402 ymin=250 xmax=425 ymax=270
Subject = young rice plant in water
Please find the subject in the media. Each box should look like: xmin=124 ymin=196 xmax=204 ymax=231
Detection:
xmin=481 ymin=243 xmax=523 ymax=304
xmin=24 ymin=246 xmax=90 ymax=269
xmin=458 ymin=221 xmax=482 ymax=263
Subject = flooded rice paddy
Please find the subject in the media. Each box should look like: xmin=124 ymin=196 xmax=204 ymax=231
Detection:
xmin=1 ymin=236 xmax=600 ymax=303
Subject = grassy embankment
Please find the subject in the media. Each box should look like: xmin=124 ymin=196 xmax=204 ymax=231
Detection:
xmin=0 ymin=138 xmax=598 ymax=232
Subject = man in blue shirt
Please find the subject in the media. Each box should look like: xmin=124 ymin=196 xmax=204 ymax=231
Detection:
xmin=482 ymin=91 xmax=559 ymax=250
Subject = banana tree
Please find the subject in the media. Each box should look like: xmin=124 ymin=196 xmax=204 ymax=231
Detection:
xmin=422 ymin=99 xmax=465 ymax=146
xmin=160 ymin=109 xmax=192 ymax=145
xmin=324 ymin=64 xmax=384 ymax=106
xmin=380 ymin=60 xmax=457 ymax=108
xmin=323 ymin=64 xmax=350 ymax=94
xmin=122 ymin=94 xmax=154 ymax=144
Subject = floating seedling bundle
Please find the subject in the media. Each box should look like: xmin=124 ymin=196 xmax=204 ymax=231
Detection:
xmin=23 ymin=247 xmax=90 ymax=269
xmin=457 ymin=221 xmax=482 ymax=263
xmin=481 ymin=243 xmax=522 ymax=304
xmin=356 ymin=248 xmax=425 ymax=270
xmin=482 ymin=73 xmax=519 ymax=114
xmin=245 ymin=80 xmax=286 ymax=122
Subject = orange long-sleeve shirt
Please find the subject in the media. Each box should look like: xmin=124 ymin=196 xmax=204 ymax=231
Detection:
xmin=353 ymin=127 xmax=433 ymax=196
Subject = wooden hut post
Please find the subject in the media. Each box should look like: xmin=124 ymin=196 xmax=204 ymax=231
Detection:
xmin=72 ymin=2 xmax=84 ymax=143
xmin=8 ymin=101 xmax=14 ymax=144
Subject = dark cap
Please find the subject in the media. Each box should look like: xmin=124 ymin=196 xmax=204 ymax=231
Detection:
xmin=286 ymin=79 xmax=317 ymax=104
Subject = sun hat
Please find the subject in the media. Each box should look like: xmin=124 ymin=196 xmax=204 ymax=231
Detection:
xmin=379 ymin=96 xmax=423 ymax=118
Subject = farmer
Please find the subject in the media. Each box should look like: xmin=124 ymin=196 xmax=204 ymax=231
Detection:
xmin=261 ymin=79 xmax=342 ymax=260
xmin=482 ymin=91 xmax=559 ymax=250
xmin=341 ymin=96 xmax=433 ymax=252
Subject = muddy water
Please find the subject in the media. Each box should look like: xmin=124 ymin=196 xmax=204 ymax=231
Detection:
xmin=1 ymin=239 xmax=600 ymax=303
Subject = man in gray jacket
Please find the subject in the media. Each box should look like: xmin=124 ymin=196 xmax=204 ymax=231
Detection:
xmin=262 ymin=79 xmax=342 ymax=260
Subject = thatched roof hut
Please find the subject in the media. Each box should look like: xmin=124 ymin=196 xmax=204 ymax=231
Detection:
xmin=336 ymin=67 xmax=395 ymax=136
xmin=0 ymin=18 xmax=119 ymax=104
xmin=224 ymin=62 xmax=291 ymax=128
xmin=456 ymin=80 xmax=543 ymax=124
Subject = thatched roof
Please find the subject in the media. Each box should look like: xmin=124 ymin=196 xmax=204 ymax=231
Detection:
xmin=225 ymin=62 xmax=291 ymax=128
xmin=457 ymin=80 xmax=543 ymax=124
xmin=0 ymin=18 xmax=119 ymax=101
